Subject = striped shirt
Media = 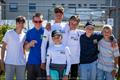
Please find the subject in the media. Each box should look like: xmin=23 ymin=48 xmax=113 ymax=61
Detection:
xmin=97 ymin=38 xmax=120 ymax=72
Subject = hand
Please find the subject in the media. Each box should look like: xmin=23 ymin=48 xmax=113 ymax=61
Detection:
xmin=111 ymin=42 xmax=117 ymax=48
xmin=47 ymin=76 xmax=51 ymax=80
xmin=46 ymin=23 xmax=51 ymax=31
xmin=29 ymin=40 xmax=37 ymax=47
xmin=40 ymin=63 xmax=46 ymax=70
xmin=111 ymin=70 xmax=117 ymax=77
xmin=62 ymin=75 xmax=68 ymax=80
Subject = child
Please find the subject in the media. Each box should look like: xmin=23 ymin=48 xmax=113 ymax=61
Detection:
xmin=65 ymin=15 xmax=84 ymax=80
xmin=97 ymin=25 xmax=120 ymax=80
xmin=46 ymin=30 xmax=71 ymax=80
xmin=79 ymin=22 xmax=103 ymax=80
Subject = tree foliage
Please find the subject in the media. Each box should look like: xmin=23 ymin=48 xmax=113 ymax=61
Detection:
xmin=0 ymin=25 xmax=14 ymax=43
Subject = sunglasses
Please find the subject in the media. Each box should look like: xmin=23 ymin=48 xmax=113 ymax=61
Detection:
xmin=17 ymin=20 xmax=25 ymax=23
xmin=34 ymin=20 xmax=42 ymax=23
xmin=55 ymin=10 xmax=63 ymax=14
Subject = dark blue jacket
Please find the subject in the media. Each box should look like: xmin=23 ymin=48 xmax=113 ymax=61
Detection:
xmin=80 ymin=32 xmax=102 ymax=64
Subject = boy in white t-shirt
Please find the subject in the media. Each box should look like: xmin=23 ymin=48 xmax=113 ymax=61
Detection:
xmin=1 ymin=16 xmax=26 ymax=80
xmin=46 ymin=30 xmax=71 ymax=80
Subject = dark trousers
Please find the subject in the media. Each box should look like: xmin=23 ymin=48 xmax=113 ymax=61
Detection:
xmin=69 ymin=64 xmax=79 ymax=80
xmin=26 ymin=64 xmax=46 ymax=80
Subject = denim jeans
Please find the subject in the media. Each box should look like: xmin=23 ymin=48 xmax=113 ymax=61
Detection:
xmin=79 ymin=61 xmax=97 ymax=80
xmin=97 ymin=68 xmax=114 ymax=80
xmin=5 ymin=64 xmax=26 ymax=80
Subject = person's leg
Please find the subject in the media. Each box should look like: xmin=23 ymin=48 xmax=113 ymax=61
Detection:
xmin=97 ymin=68 xmax=105 ymax=80
xmin=50 ymin=69 xmax=59 ymax=80
xmin=70 ymin=64 xmax=78 ymax=80
xmin=40 ymin=68 xmax=46 ymax=80
xmin=105 ymin=71 xmax=114 ymax=80
xmin=16 ymin=65 xmax=26 ymax=80
xmin=89 ymin=61 xmax=97 ymax=80
xmin=5 ymin=64 xmax=15 ymax=80
xmin=79 ymin=64 xmax=89 ymax=80
xmin=26 ymin=64 xmax=36 ymax=80
xmin=36 ymin=64 xmax=46 ymax=80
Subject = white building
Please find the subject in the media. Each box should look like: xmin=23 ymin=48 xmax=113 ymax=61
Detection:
xmin=1 ymin=0 xmax=106 ymax=20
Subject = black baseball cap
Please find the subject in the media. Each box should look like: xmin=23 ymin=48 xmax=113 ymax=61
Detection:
xmin=84 ymin=21 xmax=95 ymax=28
xmin=51 ymin=30 xmax=62 ymax=37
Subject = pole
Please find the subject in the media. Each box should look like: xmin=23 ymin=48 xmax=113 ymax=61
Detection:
xmin=27 ymin=0 xmax=29 ymax=30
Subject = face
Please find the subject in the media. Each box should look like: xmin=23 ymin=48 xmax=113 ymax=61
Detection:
xmin=52 ymin=35 xmax=62 ymax=44
xmin=16 ymin=21 xmax=25 ymax=30
xmin=55 ymin=11 xmax=64 ymax=21
xmin=102 ymin=28 xmax=112 ymax=39
xmin=69 ymin=19 xmax=78 ymax=30
xmin=85 ymin=25 xmax=94 ymax=36
xmin=32 ymin=17 xmax=43 ymax=28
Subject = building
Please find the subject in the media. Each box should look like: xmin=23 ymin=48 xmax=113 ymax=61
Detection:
xmin=1 ymin=0 xmax=105 ymax=20
xmin=0 ymin=0 xmax=5 ymax=19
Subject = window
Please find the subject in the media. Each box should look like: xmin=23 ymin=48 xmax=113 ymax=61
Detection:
xmin=89 ymin=4 xmax=97 ymax=9
xmin=29 ymin=3 xmax=36 ymax=12
xmin=68 ymin=4 xmax=76 ymax=8
xmin=61 ymin=4 xmax=65 ymax=7
xmin=52 ymin=3 xmax=56 ymax=7
xmin=9 ymin=3 xmax=18 ymax=12
xmin=84 ymin=4 xmax=87 ymax=7
xmin=78 ymin=4 xmax=82 ymax=8
xmin=101 ymin=4 xmax=106 ymax=9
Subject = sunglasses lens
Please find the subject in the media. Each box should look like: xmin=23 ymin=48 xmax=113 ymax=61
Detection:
xmin=55 ymin=10 xmax=63 ymax=14
xmin=34 ymin=20 xmax=42 ymax=23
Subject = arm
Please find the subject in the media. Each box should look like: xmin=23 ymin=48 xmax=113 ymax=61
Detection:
xmin=112 ymin=45 xmax=120 ymax=77
xmin=41 ymin=29 xmax=49 ymax=63
xmin=24 ymin=40 xmax=37 ymax=51
xmin=0 ymin=42 xmax=7 ymax=71
xmin=1 ymin=42 xmax=7 ymax=63
xmin=24 ymin=31 xmax=37 ymax=51
xmin=65 ymin=47 xmax=71 ymax=76
xmin=46 ymin=49 xmax=51 ymax=76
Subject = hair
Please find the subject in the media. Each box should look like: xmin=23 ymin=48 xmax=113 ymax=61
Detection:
xmin=54 ymin=5 xmax=64 ymax=13
xmin=102 ymin=24 xmax=112 ymax=31
xmin=69 ymin=15 xmax=80 ymax=24
xmin=16 ymin=16 xmax=26 ymax=23
xmin=32 ymin=13 xmax=43 ymax=20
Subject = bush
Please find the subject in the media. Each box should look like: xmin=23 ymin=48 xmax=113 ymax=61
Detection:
xmin=0 ymin=25 xmax=15 ymax=43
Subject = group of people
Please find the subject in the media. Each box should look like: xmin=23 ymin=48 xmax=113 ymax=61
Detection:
xmin=0 ymin=5 xmax=120 ymax=80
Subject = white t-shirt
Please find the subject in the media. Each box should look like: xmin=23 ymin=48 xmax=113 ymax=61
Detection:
xmin=46 ymin=44 xmax=71 ymax=76
xmin=2 ymin=30 xmax=26 ymax=65
xmin=66 ymin=28 xmax=84 ymax=64
xmin=41 ymin=22 xmax=69 ymax=63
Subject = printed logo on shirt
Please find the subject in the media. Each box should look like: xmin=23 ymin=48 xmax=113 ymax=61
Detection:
xmin=93 ymin=39 xmax=98 ymax=44
xmin=41 ymin=35 xmax=47 ymax=39
xmin=71 ymin=36 xmax=78 ymax=41
xmin=47 ymin=54 xmax=49 ymax=56
xmin=60 ymin=51 xmax=65 ymax=54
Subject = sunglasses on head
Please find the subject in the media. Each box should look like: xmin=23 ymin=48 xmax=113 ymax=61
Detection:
xmin=34 ymin=20 xmax=42 ymax=23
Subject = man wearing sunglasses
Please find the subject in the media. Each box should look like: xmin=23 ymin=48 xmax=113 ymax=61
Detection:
xmin=1 ymin=16 xmax=26 ymax=80
xmin=24 ymin=13 xmax=46 ymax=80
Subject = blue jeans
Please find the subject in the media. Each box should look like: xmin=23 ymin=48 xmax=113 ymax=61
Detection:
xmin=97 ymin=68 xmax=114 ymax=80
xmin=5 ymin=64 xmax=26 ymax=80
xmin=79 ymin=61 xmax=97 ymax=80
